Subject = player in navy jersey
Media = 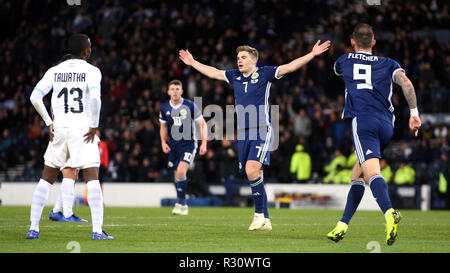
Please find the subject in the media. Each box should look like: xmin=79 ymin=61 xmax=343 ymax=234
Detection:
xmin=179 ymin=41 xmax=330 ymax=230
xmin=159 ymin=80 xmax=207 ymax=215
xmin=327 ymin=23 xmax=421 ymax=245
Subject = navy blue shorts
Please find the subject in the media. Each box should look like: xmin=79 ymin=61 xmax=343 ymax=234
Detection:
xmin=168 ymin=142 xmax=197 ymax=170
xmin=350 ymin=116 xmax=393 ymax=165
xmin=237 ymin=127 xmax=273 ymax=174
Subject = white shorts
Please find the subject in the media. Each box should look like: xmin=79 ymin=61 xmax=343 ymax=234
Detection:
xmin=44 ymin=126 xmax=100 ymax=170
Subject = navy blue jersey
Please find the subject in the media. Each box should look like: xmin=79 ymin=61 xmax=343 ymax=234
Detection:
xmin=224 ymin=66 xmax=282 ymax=129
xmin=334 ymin=51 xmax=404 ymax=125
xmin=159 ymin=98 xmax=202 ymax=147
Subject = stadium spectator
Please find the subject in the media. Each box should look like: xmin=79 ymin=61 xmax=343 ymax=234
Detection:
xmin=96 ymin=129 xmax=109 ymax=185
xmin=323 ymin=149 xmax=347 ymax=183
xmin=0 ymin=129 xmax=13 ymax=170
xmin=110 ymin=152 xmax=127 ymax=182
xmin=287 ymin=105 xmax=312 ymax=138
xmin=438 ymin=152 xmax=450 ymax=209
xmin=394 ymin=161 xmax=416 ymax=185
xmin=216 ymin=139 xmax=239 ymax=206
xmin=289 ymin=143 xmax=312 ymax=183
xmin=380 ymin=159 xmax=393 ymax=184
xmin=346 ymin=148 xmax=357 ymax=169
xmin=333 ymin=165 xmax=352 ymax=184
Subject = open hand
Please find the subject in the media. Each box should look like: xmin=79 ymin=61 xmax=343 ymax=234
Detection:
xmin=179 ymin=49 xmax=195 ymax=66
xmin=311 ymin=40 xmax=331 ymax=56
xmin=83 ymin=127 xmax=97 ymax=143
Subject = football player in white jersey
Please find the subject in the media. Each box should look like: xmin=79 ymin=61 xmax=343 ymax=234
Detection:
xmin=41 ymin=54 xmax=88 ymax=223
xmin=26 ymin=34 xmax=113 ymax=240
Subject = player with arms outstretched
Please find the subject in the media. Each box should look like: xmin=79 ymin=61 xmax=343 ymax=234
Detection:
xmin=159 ymin=80 xmax=207 ymax=215
xmin=27 ymin=34 xmax=113 ymax=240
xmin=179 ymin=40 xmax=330 ymax=230
xmin=327 ymin=23 xmax=421 ymax=245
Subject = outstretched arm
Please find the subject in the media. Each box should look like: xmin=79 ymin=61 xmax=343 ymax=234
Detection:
xmin=394 ymin=70 xmax=421 ymax=136
xmin=179 ymin=49 xmax=226 ymax=81
xmin=277 ymin=40 xmax=331 ymax=78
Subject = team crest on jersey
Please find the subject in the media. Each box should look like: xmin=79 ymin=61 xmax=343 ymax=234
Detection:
xmin=251 ymin=72 xmax=259 ymax=84
xmin=168 ymin=161 xmax=173 ymax=168
xmin=179 ymin=108 xmax=188 ymax=119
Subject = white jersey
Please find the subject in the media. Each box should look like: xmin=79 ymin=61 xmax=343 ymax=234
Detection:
xmin=30 ymin=58 xmax=102 ymax=169
xmin=32 ymin=59 xmax=102 ymax=128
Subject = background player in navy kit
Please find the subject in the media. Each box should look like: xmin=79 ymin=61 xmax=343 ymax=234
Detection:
xmin=159 ymin=80 xmax=207 ymax=215
xmin=327 ymin=23 xmax=421 ymax=245
xmin=179 ymin=41 xmax=330 ymax=230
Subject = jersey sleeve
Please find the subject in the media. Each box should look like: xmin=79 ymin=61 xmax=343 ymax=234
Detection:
xmin=33 ymin=68 xmax=54 ymax=96
xmin=389 ymin=59 xmax=405 ymax=81
xmin=30 ymin=68 xmax=54 ymax=126
xmin=265 ymin=66 xmax=283 ymax=82
xmin=224 ymin=69 xmax=238 ymax=84
xmin=159 ymin=106 xmax=167 ymax=123
xmin=87 ymin=67 xmax=102 ymax=98
xmin=333 ymin=56 xmax=344 ymax=76
xmin=87 ymin=66 xmax=102 ymax=128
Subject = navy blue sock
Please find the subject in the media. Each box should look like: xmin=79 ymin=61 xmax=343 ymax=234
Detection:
xmin=369 ymin=175 xmax=392 ymax=214
xmin=249 ymin=177 xmax=265 ymax=214
xmin=340 ymin=180 xmax=365 ymax=225
xmin=175 ymin=178 xmax=187 ymax=206
xmin=263 ymin=190 xmax=269 ymax=219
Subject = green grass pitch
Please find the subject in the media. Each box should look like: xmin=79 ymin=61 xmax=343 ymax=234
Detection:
xmin=1 ymin=206 xmax=450 ymax=253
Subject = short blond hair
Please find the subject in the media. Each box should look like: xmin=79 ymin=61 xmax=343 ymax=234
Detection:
xmin=236 ymin=45 xmax=259 ymax=60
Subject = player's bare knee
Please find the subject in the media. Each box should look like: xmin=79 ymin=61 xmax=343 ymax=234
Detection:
xmin=62 ymin=168 xmax=78 ymax=180
xmin=175 ymin=170 xmax=186 ymax=180
xmin=364 ymin=172 xmax=381 ymax=183
xmin=245 ymin=166 xmax=260 ymax=181
xmin=41 ymin=165 xmax=59 ymax=184
xmin=82 ymin=167 xmax=99 ymax=182
xmin=351 ymin=173 xmax=364 ymax=181
xmin=175 ymin=164 xmax=188 ymax=180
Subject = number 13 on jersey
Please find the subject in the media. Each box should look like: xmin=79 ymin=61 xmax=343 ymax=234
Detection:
xmin=57 ymin=87 xmax=84 ymax=113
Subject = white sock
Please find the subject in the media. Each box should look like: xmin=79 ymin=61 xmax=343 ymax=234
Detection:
xmin=61 ymin=178 xmax=75 ymax=218
xmin=53 ymin=188 xmax=63 ymax=213
xmin=30 ymin=179 xmax=52 ymax=232
xmin=87 ymin=180 xmax=103 ymax=234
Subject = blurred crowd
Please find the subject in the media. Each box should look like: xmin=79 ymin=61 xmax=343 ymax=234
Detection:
xmin=0 ymin=0 xmax=449 ymax=204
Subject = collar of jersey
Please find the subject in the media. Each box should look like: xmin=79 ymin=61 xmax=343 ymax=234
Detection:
xmin=61 ymin=59 xmax=86 ymax=65
xmin=356 ymin=50 xmax=372 ymax=55
xmin=67 ymin=58 xmax=87 ymax=62
xmin=170 ymin=98 xmax=184 ymax=109
xmin=242 ymin=67 xmax=259 ymax=78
